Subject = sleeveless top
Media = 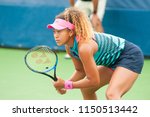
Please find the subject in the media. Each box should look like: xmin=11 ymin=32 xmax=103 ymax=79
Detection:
xmin=70 ymin=32 xmax=125 ymax=67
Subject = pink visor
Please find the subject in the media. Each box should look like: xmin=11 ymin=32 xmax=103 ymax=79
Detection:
xmin=47 ymin=18 xmax=75 ymax=30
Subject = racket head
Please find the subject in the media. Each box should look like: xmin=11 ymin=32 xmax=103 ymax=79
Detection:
xmin=24 ymin=45 xmax=58 ymax=80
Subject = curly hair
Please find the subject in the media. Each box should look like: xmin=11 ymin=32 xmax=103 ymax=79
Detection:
xmin=55 ymin=7 xmax=93 ymax=41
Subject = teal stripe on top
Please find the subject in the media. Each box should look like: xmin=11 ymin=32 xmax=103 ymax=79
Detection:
xmin=70 ymin=32 xmax=125 ymax=67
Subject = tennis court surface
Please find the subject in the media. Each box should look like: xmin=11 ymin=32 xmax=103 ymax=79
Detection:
xmin=0 ymin=48 xmax=150 ymax=100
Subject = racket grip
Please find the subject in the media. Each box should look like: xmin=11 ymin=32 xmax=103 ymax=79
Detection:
xmin=64 ymin=80 xmax=73 ymax=89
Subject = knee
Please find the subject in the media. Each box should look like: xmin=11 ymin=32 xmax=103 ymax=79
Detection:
xmin=106 ymin=89 xmax=121 ymax=100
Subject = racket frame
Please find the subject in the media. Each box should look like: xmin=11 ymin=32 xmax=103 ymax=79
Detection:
xmin=24 ymin=45 xmax=58 ymax=81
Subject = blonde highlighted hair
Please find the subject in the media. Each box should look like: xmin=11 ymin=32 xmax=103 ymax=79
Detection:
xmin=55 ymin=7 xmax=93 ymax=41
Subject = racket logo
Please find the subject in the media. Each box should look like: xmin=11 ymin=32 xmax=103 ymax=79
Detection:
xmin=31 ymin=52 xmax=51 ymax=65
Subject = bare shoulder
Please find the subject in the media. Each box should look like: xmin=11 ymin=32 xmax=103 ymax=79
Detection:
xmin=78 ymin=40 xmax=98 ymax=58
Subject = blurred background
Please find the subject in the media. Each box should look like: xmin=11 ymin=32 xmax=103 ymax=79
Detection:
xmin=0 ymin=0 xmax=150 ymax=54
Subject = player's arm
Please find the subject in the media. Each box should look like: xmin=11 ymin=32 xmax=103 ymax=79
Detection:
xmin=69 ymin=56 xmax=86 ymax=81
xmin=53 ymin=43 xmax=100 ymax=89
xmin=72 ymin=42 xmax=100 ymax=88
xmin=65 ymin=45 xmax=86 ymax=82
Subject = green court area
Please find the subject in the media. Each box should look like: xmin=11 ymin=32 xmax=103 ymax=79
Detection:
xmin=0 ymin=48 xmax=150 ymax=100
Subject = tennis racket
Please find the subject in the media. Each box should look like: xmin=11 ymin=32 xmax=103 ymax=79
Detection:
xmin=24 ymin=45 xmax=58 ymax=81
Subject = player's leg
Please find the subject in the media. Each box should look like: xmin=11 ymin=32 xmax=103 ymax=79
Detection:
xmin=105 ymin=40 xmax=144 ymax=100
xmin=106 ymin=66 xmax=139 ymax=100
xmin=80 ymin=66 xmax=113 ymax=100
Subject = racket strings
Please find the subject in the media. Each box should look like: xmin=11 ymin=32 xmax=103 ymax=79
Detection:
xmin=26 ymin=47 xmax=57 ymax=72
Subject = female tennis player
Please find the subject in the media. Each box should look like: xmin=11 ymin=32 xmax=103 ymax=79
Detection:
xmin=47 ymin=7 xmax=144 ymax=100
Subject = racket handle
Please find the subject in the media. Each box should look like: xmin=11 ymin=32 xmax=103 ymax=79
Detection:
xmin=53 ymin=77 xmax=58 ymax=81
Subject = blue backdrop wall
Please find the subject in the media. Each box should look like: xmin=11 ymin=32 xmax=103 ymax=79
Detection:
xmin=0 ymin=0 xmax=150 ymax=55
